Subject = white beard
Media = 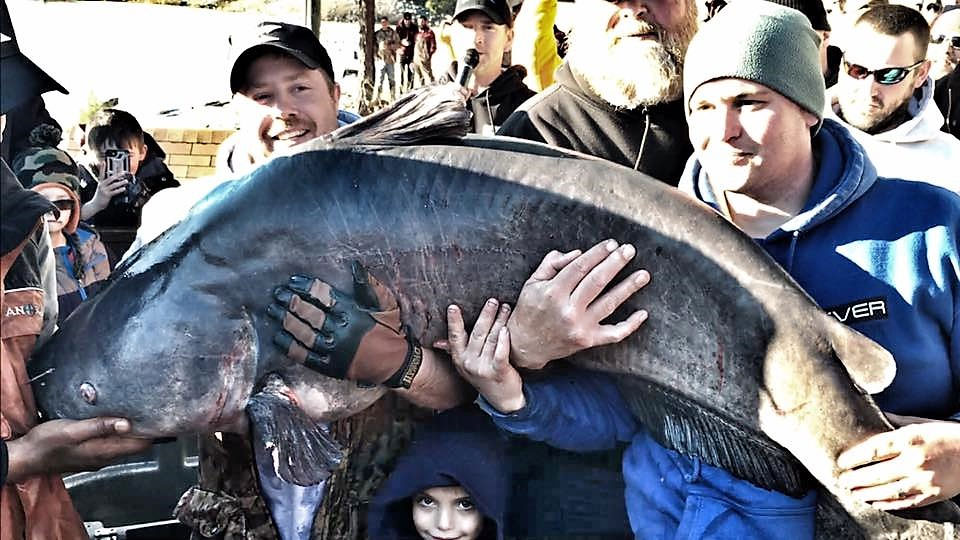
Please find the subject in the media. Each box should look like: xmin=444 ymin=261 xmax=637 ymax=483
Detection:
xmin=566 ymin=14 xmax=696 ymax=110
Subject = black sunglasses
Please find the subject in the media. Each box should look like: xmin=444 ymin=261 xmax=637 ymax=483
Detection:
xmin=50 ymin=199 xmax=74 ymax=211
xmin=931 ymin=35 xmax=960 ymax=49
xmin=842 ymin=57 xmax=924 ymax=85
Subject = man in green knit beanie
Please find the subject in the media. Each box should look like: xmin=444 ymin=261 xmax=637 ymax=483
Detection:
xmin=679 ymin=0 xmax=960 ymax=524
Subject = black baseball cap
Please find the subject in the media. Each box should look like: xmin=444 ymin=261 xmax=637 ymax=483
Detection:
xmin=229 ymin=21 xmax=336 ymax=94
xmin=453 ymin=0 xmax=513 ymax=26
xmin=1 ymin=0 xmax=67 ymax=115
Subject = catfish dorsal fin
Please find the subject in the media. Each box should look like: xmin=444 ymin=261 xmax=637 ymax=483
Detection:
xmin=327 ymin=84 xmax=472 ymax=146
xmin=827 ymin=316 xmax=896 ymax=395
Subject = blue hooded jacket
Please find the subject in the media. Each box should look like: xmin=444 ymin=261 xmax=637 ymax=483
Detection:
xmin=479 ymin=119 xmax=960 ymax=539
xmin=367 ymin=407 xmax=510 ymax=540
xmin=682 ymin=119 xmax=960 ymax=420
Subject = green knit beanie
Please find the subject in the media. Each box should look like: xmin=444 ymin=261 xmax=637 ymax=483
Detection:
xmin=683 ymin=0 xmax=825 ymax=131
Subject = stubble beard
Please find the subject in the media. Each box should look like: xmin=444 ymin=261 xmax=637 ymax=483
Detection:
xmin=567 ymin=11 xmax=697 ymax=110
xmin=837 ymin=87 xmax=913 ymax=135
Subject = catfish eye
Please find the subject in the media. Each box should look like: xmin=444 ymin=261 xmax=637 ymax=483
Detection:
xmin=79 ymin=382 xmax=97 ymax=405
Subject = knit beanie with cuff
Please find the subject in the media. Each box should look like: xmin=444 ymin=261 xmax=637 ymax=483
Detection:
xmin=683 ymin=0 xmax=826 ymax=133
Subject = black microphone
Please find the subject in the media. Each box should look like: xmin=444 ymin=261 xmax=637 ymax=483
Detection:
xmin=456 ymin=48 xmax=480 ymax=88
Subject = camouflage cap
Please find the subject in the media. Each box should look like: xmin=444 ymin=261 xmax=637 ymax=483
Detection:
xmin=12 ymin=145 xmax=82 ymax=194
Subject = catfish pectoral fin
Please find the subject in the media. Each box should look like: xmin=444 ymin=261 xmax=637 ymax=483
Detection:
xmin=246 ymin=373 xmax=344 ymax=486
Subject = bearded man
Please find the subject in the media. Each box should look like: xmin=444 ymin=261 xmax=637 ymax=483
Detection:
xmin=498 ymin=0 xmax=698 ymax=185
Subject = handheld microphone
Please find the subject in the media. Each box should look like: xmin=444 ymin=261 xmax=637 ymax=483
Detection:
xmin=456 ymin=48 xmax=480 ymax=88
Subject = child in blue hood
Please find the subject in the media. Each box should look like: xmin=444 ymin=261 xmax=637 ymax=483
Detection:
xmin=368 ymin=407 xmax=509 ymax=540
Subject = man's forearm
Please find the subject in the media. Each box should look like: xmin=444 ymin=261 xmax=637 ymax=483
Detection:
xmin=395 ymin=348 xmax=473 ymax=410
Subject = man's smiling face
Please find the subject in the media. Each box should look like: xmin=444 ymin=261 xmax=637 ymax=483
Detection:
xmin=236 ymin=52 xmax=341 ymax=156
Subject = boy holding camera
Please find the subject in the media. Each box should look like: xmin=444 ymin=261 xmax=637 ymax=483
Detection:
xmin=80 ymin=108 xmax=179 ymax=228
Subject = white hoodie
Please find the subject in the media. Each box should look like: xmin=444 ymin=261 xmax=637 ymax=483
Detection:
xmin=827 ymin=78 xmax=960 ymax=193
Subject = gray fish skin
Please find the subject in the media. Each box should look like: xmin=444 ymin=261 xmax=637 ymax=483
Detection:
xmin=28 ymin=137 xmax=958 ymax=539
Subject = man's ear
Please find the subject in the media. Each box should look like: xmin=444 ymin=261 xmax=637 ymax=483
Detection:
xmin=333 ymin=83 xmax=342 ymax=109
xmin=504 ymin=27 xmax=515 ymax=53
xmin=913 ymin=59 xmax=932 ymax=90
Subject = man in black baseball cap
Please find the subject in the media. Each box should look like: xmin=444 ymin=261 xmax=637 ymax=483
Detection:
xmin=453 ymin=0 xmax=513 ymax=26
xmin=221 ymin=21 xmax=342 ymax=174
xmin=443 ymin=0 xmax=534 ymax=134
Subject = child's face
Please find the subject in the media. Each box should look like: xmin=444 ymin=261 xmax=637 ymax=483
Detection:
xmin=412 ymin=485 xmax=483 ymax=540
xmin=37 ymin=185 xmax=74 ymax=234
xmin=90 ymin=137 xmax=148 ymax=176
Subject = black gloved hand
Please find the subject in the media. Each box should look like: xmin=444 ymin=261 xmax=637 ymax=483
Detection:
xmin=268 ymin=262 xmax=423 ymax=388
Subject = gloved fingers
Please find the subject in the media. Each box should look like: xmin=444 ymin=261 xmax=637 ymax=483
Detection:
xmin=273 ymin=331 xmax=330 ymax=368
xmin=275 ymin=330 xmax=308 ymax=363
xmin=287 ymin=294 xmax=329 ymax=328
xmin=286 ymin=275 xmax=336 ymax=309
xmin=271 ymin=303 xmax=331 ymax=351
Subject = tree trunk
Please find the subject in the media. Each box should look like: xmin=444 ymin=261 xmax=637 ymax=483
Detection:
xmin=358 ymin=0 xmax=377 ymax=115
xmin=307 ymin=0 xmax=321 ymax=37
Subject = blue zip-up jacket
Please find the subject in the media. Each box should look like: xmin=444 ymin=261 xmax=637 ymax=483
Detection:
xmin=480 ymin=119 xmax=960 ymax=539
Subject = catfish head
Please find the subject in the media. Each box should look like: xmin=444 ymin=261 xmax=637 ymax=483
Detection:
xmin=29 ymin=268 xmax=261 ymax=438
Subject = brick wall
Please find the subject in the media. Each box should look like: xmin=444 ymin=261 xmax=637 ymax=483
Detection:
xmin=64 ymin=126 xmax=237 ymax=181
xmin=149 ymin=128 xmax=236 ymax=180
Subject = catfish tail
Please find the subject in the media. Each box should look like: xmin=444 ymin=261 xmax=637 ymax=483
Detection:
xmin=327 ymin=84 xmax=472 ymax=146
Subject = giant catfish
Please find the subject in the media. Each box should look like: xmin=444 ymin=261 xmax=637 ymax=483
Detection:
xmin=28 ymin=87 xmax=960 ymax=538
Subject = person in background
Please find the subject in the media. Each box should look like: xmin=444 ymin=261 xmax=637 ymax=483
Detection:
xmin=767 ymin=0 xmax=841 ymax=86
xmin=497 ymin=0 xmax=697 ymax=185
xmin=413 ymin=16 xmax=437 ymax=87
xmin=397 ymin=12 xmax=419 ymax=92
xmin=827 ymin=4 xmax=960 ymax=191
xmin=367 ymin=407 xmax=509 ymax=540
xmin=375 ymin=16 xmax=401 ymax=101
xmin=80 ymin=108 xmax=180 ymax=228
xmin=12 ymin=128 xmax=110 ymax=323
xmin=923 ymin=0 xmax=943 ymax=22
xmin=441 ymin=0 xmax=535 ymax=134
xmin=510 ymin=0 xmax=564 ymax=91
xmin=930 ymin=8 xmax=960 ymax=137
xmin=929 ymin=7 xmax=960 ymax=79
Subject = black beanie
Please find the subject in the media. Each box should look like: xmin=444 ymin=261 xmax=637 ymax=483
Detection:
xmin=767 ymin=0 xmax=831 ymax=31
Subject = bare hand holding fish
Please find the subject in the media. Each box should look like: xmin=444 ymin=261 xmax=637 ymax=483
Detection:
xmin=446 ymin=299 xmax=522 ymax=413
xmin=507 ymin=240 xmax=650 ymax=370
xmin=837 ymin=421 xmax=960 ymax=511
xmin=5 ymin=417 xmax=150 ymax=484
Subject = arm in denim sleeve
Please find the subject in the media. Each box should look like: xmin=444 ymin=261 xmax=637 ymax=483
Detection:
xmin=476 ymin=368 xmax=637 ymax=452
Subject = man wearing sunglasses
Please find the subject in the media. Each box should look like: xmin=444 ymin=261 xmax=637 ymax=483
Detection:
xmin=827 ymin=4 xmax=960 ymax=192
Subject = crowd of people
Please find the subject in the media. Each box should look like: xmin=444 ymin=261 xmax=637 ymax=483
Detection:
xmin=375 ymin=12 xmax=439 ymax=101
xmin=2 ymin=0 xmax=959 ymax=536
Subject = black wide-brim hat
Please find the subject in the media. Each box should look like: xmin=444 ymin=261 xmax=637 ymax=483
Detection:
xmin=1 ymin=52 xmax=68 ymax=115
xmin=1 ymin=0 xmax=68 ymax=114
